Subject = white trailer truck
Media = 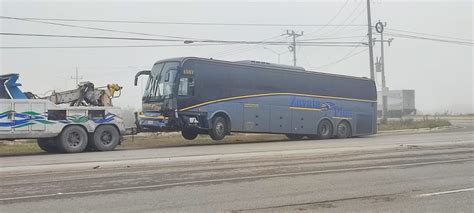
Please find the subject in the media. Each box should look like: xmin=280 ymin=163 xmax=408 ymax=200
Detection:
xmin=0 ymin=73 xmax=127 ymax=153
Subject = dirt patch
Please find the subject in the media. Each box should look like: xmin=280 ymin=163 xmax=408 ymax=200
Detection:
xmin=378 ymin=119 xmax=451 ymax=131
xmin=0 ymin=133 xmax=289 ymax=156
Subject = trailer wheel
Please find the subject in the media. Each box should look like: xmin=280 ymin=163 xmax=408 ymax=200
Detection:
xmin=91 ymin=125 xmax=120 ymax=151
xmin=37 ymin=138 xmax=59 ymax=153
xmin=209 ymin=116 xmax=227 ymax=141
xmin=181 ymin=128 xmax=198 ymax=140
xmin=285 ymin=134 xmax=304 ymax=140
xmin=317 ymin=119 xmax=333 ymax=139
xmin=336 ymin=121 xmax=352 ymax=139
xmin=56 ymin=126 xmax=88 ymax=153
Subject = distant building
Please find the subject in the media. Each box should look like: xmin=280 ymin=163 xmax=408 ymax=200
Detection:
xmin=377 ymin=90 xmax=416 ymax=118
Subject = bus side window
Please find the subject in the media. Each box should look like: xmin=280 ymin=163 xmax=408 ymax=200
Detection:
xmin=178 ymin=77 xmax=194 ymax=96
xmin=165 ymin=71 xmax=170 ymax=82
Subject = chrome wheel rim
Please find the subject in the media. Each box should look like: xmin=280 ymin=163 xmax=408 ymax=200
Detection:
xmin=321 ymin=124 xmax=329 ymax=136
xmin=215 ymin=121 xmax=225 ymax=136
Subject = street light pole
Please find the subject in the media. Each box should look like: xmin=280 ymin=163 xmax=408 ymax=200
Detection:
xmin=263 ymin=46 xmax=283 ymax=64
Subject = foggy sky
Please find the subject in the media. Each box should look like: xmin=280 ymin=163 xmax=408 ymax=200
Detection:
xmin=1 ymin=0 xmax=472 ymax=114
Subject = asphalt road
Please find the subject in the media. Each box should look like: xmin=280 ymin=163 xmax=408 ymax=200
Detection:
xmin=0 ymin=120 xmax=473 ymax=212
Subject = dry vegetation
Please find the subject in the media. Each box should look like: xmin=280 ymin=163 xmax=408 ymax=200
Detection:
xmin=377 ymin=118 xmax=451 ymax=131
xmin=0 ymin=118 xmax=453 ymax=156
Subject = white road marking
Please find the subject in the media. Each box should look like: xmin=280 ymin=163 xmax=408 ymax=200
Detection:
xmin=416 ymin=188 xmax=474 ymax=197
xmin=0 ymin=158 xmax=472 ymax=202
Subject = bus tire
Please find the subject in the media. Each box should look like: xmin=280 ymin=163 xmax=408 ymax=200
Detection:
xmin=37 ymin=138 xmax=60 ymax=153
xmin=336 ymin=121 xmax=352 ymax=139
xmin=209 ymin=116 xmax=227 ymax=141
xmin=182 ymin=128 xmax=198 ymax=140
xmin=91 ymin=125 xmax=120 ymax=151
xmin=56 ymin=126 xmax=88 ymax=153
xmin=317 ymin=119 xmax=333 ymax=139
xmin=286 ymin=134 xmax=304 ymax=140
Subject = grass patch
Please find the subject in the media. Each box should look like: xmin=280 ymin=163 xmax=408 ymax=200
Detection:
xmin=0 ymin=139 xmax=41 ymax=156
xmin=378 ymin=118 xmax=451 ymax=131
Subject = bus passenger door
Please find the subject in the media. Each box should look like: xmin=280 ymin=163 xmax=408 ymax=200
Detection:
xmin=243 ymin=103 xmax=269 ymax=133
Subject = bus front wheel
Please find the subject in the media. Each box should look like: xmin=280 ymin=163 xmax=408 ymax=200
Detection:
xmin=209 ymin=116 xmax=227 ymax=141
xmin=182 ymin=128 xmax=198 ymax=140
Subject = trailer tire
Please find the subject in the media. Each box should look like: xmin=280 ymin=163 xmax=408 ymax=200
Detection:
xmin=91 ymin=125 xmax=120 ymax=151
xmin=209 ymin=116 xmax=227 ymax=141
xmin=56 ymin=126 xmax=88 ymax=153
xmin=37 ymin=138 xmax=60 ymax=153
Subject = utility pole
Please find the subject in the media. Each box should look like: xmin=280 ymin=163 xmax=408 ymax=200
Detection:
xmin=366 ymin=0 xmax=375 ymax=80
xmin=283 ymin=30 xmax=303 ymax=66
xmin=374 ymin=21 xmax=394 ymax=124
xmin=71 ymin=67 xmax=83 ymax=86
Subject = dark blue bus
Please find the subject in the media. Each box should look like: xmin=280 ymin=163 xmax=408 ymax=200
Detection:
xmin=134 ymin=57 xmax=377 ymax=141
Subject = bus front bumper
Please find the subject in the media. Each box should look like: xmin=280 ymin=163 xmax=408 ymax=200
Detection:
xmin=135 ymin=112 xmax=174 ymax=132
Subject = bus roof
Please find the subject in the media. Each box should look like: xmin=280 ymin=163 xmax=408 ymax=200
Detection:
xmin=153 ymin=57 xmax=373 ymax=82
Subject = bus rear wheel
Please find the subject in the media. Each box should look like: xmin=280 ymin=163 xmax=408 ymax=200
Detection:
xmin=336 ymin=121 xmax=352 ymax=139
xmin=317 ymin=119 xmax=333 ymax=139
xmin=182 ymin=128 xmax=198 ymax=140
xmin=209 ymin=116 xmax=227 ymax=141
xmin=37 ymin=138 xmax=60 ymax=153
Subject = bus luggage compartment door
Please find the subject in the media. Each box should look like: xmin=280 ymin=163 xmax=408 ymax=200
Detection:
xmin=243 ymin=104 xmax=269 ymax=132
xmin=269 ymin=106 xmax=291 ymax=133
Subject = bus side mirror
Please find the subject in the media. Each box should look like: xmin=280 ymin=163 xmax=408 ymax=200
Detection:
xmin=134 ymin=70 xmax=151 ymax=86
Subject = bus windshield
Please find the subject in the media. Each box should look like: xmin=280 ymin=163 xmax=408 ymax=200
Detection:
xmin=144 ymin=62 xmax=179 ymax=100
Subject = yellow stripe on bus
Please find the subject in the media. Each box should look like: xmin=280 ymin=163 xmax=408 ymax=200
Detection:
xmin=179 ymin=92 xmax=375 ymax=111
xmin=289 ymin=106 xmax=322 ymax=111
xmin=333 ymin=117 xmax=353 ymax=120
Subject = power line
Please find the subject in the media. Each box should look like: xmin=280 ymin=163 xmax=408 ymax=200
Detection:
xmin=0 ymin=43 xmax=236 ymax=49
xmin=0 ymin=32 xmax=368 ymax=46
xmin=327 ymin=6 xmax=367 ymax=37
xmin=209 ymin=35 xmax=283 ymax=58
xmin=0 ymin=16 xmax=199 ymax=40
xmin=2 ymin=43 xmax=367 ymax=49
xmin=384 ymin=32 xmax=473 ymax=46
xmin=322 ymin=0 xmax=365 ymax=37
xmin=0 ymin=32 xmax=185 ymax=42
xmin=306 ymin=0 xmax=350 ymax=36
xmin=385 ymin=28 xmax=472 ymax=42
xmin=314 ymin=36 xmax=368 ymax=69
xmin=0 ymin=16 xmax=366 ymax=27
xmin=300 ymin=35 xmax=366 ymax=41
xmin=315 ymin=48 xmax=368 ymax=70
